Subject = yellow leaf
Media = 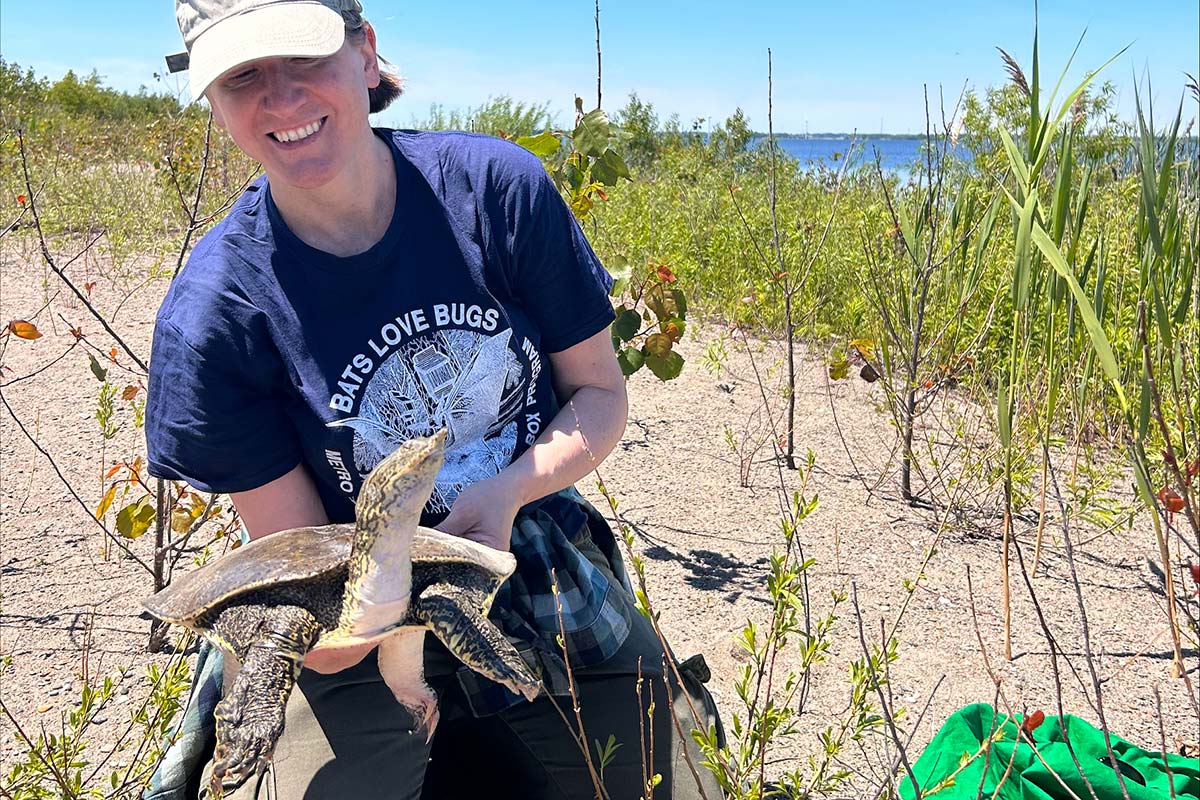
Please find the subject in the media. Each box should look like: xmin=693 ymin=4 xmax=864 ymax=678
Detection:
xmin=645 ymin=333 xmax=673 ymax=358
xmin=849 ymin=338 xmax=875 ymax=360
xmin=8 ymin=320 xmax=42 ymax=340
xmin=171 ymin=508 xmax=193 ymax=534
xmin=95 ymin=483 xmax=117 ymax=520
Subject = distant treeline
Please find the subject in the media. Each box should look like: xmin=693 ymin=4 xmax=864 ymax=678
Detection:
xmin=1 ymin=58 xmax=186 ymax=123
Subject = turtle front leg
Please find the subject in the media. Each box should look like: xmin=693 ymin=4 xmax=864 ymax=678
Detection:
xmin=377 ymin=628 xmax=439 ymax=740
xmin=415 ymin=582 xmax=541 ymax=702
xmin=210 ymin=605 xmax=319 ymax=796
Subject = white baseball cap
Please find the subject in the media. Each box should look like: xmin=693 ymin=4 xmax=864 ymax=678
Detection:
xmin=168 ymin=0 xmax=364 ymax=97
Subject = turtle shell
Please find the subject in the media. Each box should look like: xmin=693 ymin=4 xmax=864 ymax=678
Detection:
xmin=143 ymin=524 xmax=515 ymax=627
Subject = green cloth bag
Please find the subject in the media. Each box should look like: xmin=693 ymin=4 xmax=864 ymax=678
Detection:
xmin=899 ymin=703 xmax=1199 ymax=799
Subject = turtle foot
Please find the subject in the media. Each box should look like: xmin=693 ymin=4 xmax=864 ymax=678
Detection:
xmin=401 ymin=689 xmax=440 ymax=743
xmin=209 ymin=605 xmax=317 ymax=795
xmin=377 ymin=630 xmax=440 ymax=740
xmin=211 ymin=667 xmax=287 ymax=794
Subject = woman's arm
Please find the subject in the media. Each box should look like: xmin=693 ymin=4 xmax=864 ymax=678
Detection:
xmin=230 ymin=464 xmax=330 ymax=540
xmin=437 ymin=327 xmax=628 ymax=551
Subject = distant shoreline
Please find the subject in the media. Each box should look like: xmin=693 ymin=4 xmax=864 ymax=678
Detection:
xmin=752 ymin=133 xmax=933 ymax=140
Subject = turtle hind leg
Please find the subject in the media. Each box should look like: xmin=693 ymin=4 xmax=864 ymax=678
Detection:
xmin=377 ymin=628 xmax=440 ymax=741
xmin=414 ymin=583 xmax=541 ymax=702
xmin=210 ymin=605 xmax=319 ymax=796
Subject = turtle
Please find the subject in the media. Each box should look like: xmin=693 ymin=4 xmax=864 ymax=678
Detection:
xmin=143 ymin=431 xmax=541 ymax=796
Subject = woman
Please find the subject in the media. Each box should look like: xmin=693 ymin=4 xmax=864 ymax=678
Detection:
xmin=147 ymin=1 xmax=722 ymax=798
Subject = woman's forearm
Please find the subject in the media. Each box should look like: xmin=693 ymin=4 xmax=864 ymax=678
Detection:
xmin=498 ymin=380 xmax=628 ymax=507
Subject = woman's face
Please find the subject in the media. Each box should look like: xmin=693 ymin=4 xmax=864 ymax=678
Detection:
xmin=206 ymin=29 xmax=381 ymax=192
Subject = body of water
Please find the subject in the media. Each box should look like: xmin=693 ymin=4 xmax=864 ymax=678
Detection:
xmin=749 ymin=135 xmax=968 ymax=175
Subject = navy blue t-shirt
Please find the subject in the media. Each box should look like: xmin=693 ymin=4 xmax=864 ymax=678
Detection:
xmin=146 ymin=129 xmax=615 ymax=527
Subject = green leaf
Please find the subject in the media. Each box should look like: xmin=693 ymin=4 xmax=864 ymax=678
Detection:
xmin=590 ymin=148 xmax=632 ymax=186
xmin=670 ymin=288 xmax=688 ymax=319
xmin=1013 ymin=193 xmax=1037 ymax=309
xmin=116 ymin=497 xmax=156 ymax=540
xmin=617 ymin=347 xmax=644 ymax=376
xmin=997 ymin=374 xmax=1012 ymax=449
xmin=1030 ymin=223 xmax=1127 ymax=411
xmin=607 ymin=255 xmax=631 ymax=297
xmin=645 ymin=350 xmax=684 ymax=381
xmin=997 ymin=127 xmax=1031 ymax=193
xmin=573 ymin=109 xmax=611 ymax=158
xmin=515 ymin=131 xmax=561 ymax=158
xmin=611 ymin=308 xmax=641 ymax=342
xmin=88 ymin=353 xmax=108 ymax=382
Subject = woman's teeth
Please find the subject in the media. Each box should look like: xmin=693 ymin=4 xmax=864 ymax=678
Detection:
xmin=272 ymin=119 xmax=322 ymax=142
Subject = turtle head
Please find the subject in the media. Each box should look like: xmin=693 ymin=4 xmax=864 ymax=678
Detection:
xmin=354 ymin=430 xmax=446 ymax=532
xmin=339 ymin=430 xmax=445 ymax=639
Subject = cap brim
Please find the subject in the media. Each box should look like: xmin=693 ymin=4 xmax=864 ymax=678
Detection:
xmin=187 ymin=1 xmax=346 ymax=98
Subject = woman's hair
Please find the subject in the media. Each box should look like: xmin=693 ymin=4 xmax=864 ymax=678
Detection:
xmin=343 ymin=8 xmax=403 ymax=114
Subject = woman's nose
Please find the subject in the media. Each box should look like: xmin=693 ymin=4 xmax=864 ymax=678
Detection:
xmin=261 ymin=65 xmax=307 ymax=114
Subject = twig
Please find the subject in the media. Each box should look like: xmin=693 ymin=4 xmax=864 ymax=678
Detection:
xmin=17 ymin=130 xmax=148 ymax=374
xmin=1154 ymin=686 xmax=1181 ymax=800
xmin=851 ymin=583 xmax=921 ymax=799
xmin=0 ymin=388 xmax=152 ymax=574
xmin=594 ymin=0 xmax=602 ymax=111
xmin=548 ymin=568 xmax=611 ymax=800
xmin=172 ymin=113 xmax=215 ymax=279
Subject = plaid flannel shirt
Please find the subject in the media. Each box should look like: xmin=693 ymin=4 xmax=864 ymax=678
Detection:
xmin=144 ymin=488 xmax=633 ymax=799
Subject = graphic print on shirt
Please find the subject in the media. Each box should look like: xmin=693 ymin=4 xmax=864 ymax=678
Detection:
xmin=323 ymin=302 xmax=540 ymax=512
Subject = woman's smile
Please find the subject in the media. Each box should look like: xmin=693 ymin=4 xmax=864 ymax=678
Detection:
xmin=269 ymin=116 xmax=328 ymax=146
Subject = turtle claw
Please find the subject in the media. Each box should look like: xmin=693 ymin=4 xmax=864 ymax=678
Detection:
xmin=211 ymin=673 xmax=286 ymax=794
xmin=410 ymin=694 xmax=440 ymax=743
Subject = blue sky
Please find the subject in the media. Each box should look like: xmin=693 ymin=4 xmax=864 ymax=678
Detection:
xmin=2 ymin=1 xmax=1196 ymax=133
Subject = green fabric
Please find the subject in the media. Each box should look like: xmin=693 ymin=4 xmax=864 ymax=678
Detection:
xmin=899 ymin=703 xmax=1199 ymax=800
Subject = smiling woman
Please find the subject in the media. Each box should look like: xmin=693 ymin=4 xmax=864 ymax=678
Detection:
xmin=143 ymin=0 xmax=722 ymax=799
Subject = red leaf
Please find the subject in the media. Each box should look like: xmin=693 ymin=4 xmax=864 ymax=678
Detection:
xmin=120 ymin=385 xmax=138 ymax=401
xmin=1158 ymin=486 xmax=1185 ymax=514
xmin=104 ymin=463 xmax=122 ymax=480
xmin=108 ymin=347 xmax=118 ymax=362
xmin=84 ymin=281 xmax=96 ymax=296
xmin=16 ymin=194 xmax=27 ymax=205
xmin=1021 ymin=710 xmax=1046 ymax=736
xmin=1189 ymin=563 xmax=1200 ymax=586
xmin=655 ymin=264 xmax=677 ymax=284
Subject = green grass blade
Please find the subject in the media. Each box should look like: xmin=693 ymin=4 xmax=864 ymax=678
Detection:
xmin=998 ymin=127 xmax=1031 ymax=192
xmin=1014 ymin=194 xmax=1037 ymax=308
xmin=1031 ymin=222 xmax=1127 ymax=411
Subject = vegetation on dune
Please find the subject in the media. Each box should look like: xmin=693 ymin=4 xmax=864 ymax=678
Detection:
xmin=1 ymin=25 xmax=1198 ymax=799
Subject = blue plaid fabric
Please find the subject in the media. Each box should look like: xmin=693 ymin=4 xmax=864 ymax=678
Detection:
xmin=144 ymin=488 xmax=635 ymax=798
xmin=143 ymin=641 xmax=222 ymax=800
xmin=453 ymin=488 xmax=635 ymax=716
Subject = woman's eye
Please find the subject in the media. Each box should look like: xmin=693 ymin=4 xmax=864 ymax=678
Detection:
xmin=223 ymin=68 xmax=257 ymax=87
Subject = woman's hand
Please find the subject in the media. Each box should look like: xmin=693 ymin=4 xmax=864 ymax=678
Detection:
xmin=437 ymin=473 xmax=524 ymax=552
